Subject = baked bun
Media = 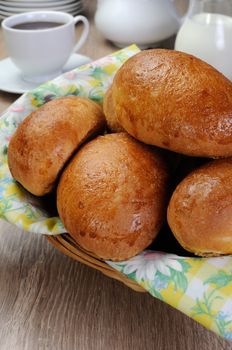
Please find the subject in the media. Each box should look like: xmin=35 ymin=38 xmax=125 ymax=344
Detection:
xmin=112 ymin=49 xmax=232 ymax=158
xmin=167 ymin=158 xmax=232 ymax=256
xmin=8 ymin=96 xmax=105 ymax=196
xmin=103 ymin=85 xmax=124 ymax=132
xmin=57 ymin=133 xmax=169 ymax=261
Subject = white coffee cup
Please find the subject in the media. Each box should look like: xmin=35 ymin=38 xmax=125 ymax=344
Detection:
xmin=2 ymin=11 xmax=89 ymax=83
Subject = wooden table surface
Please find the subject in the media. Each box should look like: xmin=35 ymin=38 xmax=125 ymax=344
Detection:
xmin=0 ymin=1 xmax=231 ymax=349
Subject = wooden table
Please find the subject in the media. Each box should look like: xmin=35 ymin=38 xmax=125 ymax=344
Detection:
xmin=0 ymin=2 xmax=231 ymax=349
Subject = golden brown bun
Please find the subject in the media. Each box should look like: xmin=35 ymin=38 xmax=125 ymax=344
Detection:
xmin=57 ymin=133 xmax=169 ymax=261
xmin=112 ymin=49 xmax=232 ymax=158
xmin=167 ymin=158 xmax=232 ymax=256
xmin=103 ymin=85 xmax=124 ymax=132
xmin=8 ymin=96 xmax=106 ymax=196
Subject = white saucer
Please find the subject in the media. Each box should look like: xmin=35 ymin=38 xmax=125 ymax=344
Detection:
xmin=0 ymin=2 xmax=83 ymax=13
xmin=0 ymin=0 xmax=79 ymax=7
xmin=0 ymin=53 xmax=92 ymax=94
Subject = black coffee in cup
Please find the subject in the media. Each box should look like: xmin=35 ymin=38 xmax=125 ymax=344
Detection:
xmin=12 ymin=21 xmax=64 ymax=30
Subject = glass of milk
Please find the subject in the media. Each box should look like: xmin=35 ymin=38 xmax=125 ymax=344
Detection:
xmin=175 ymin=0 xmax=232 ymax=80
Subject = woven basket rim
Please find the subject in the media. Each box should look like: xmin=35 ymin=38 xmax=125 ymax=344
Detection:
xmin=46 ymin=233 xmax=146 ymax=293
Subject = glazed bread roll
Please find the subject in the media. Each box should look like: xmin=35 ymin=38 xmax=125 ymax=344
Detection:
xmin=103 ymin=85 xmax=124 ymax=132
xmin=8 ymin=96 xmax=105 ymax=196
xmin=57 ymin=133 xmax=169 ymax=261
xmin=112 ymin=49 xmax=232 ymax=158
xmin=167 ymin=158 xmax=232 ymax=256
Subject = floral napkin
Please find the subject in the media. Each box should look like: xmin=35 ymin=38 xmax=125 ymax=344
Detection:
xmin=0 ymin=44 xmax=231 ymax=340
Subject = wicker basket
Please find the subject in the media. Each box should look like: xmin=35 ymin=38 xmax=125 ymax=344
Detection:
xmin=46 ymin=234 xmax=145 ymax=293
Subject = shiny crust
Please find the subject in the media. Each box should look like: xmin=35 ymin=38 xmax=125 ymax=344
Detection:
xmin=103 ymin=85 xmax=124 ymax=132
xmin=57 ymin=133 xmax=169 ymax=261
xmin=167 ymin=158 xmax=232 ymax=256
xmin=8 ymin=96 xmax=106 ymax=196
xmin=112 ymin=49 xmax=232 ymax=158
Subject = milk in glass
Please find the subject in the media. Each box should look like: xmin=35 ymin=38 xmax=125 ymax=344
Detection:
xmin=175 ymin=13 xmax=232 ymax=80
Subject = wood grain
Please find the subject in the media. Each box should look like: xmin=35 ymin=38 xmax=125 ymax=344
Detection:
xmin=0 ymin=1 xmax=232 ymax=349
xmin=0 ymin=222 xmax=231 ymax=350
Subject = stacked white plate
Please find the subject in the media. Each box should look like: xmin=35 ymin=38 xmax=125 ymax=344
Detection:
xmin=0 ymin=0 xmax=84 ymax=20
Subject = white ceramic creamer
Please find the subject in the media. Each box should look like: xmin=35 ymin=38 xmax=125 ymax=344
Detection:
xmin=94 ymin=0 xmax=183 ymax=48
